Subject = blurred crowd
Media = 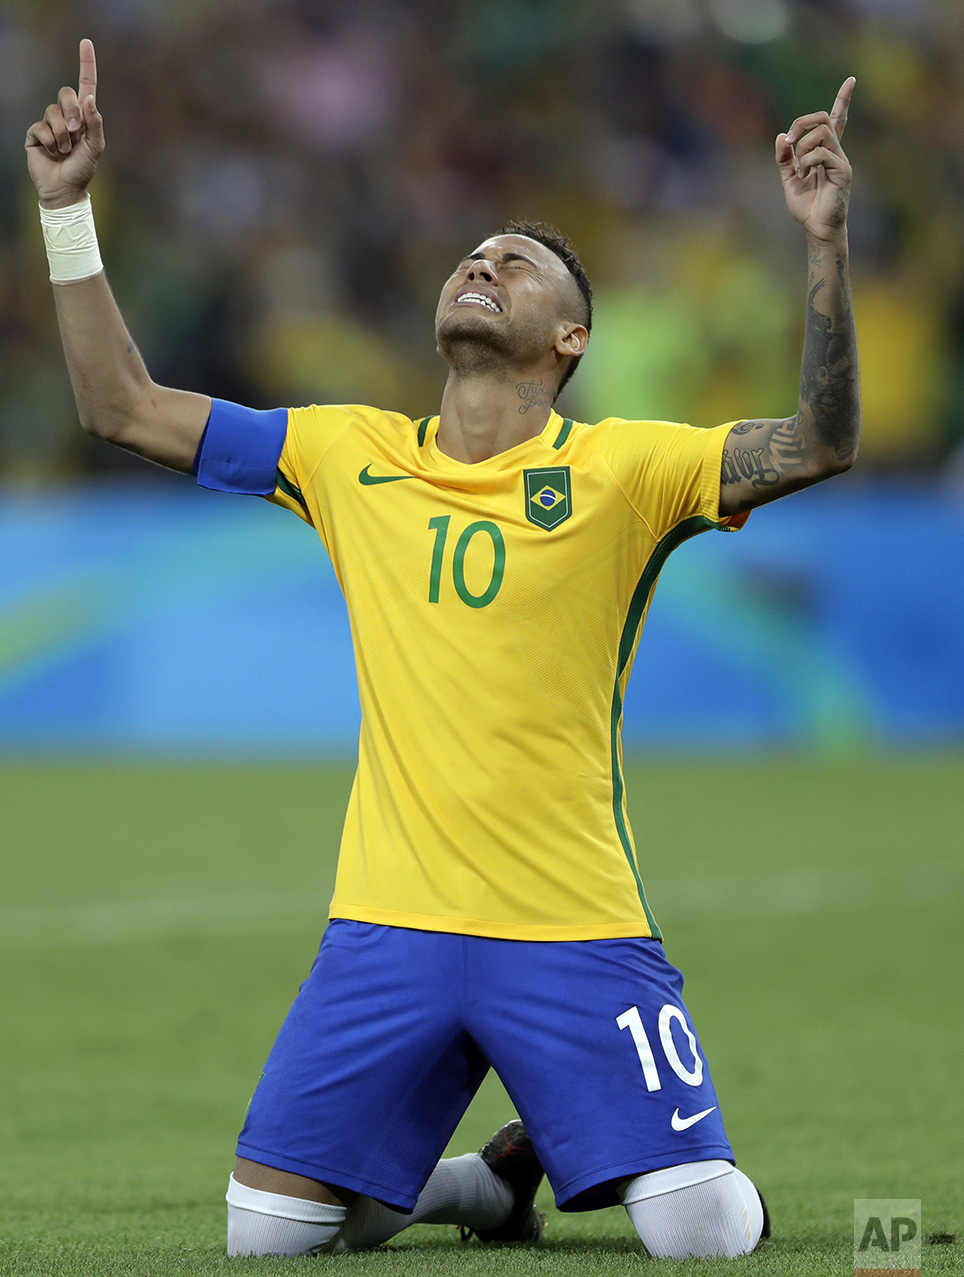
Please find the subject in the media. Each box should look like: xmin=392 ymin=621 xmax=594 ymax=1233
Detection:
xmin=3 ymin=0 xmax=964 ymax=481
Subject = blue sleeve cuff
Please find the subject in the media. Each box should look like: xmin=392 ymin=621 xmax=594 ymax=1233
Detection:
xmin=195 ymin=399 xmax=289 ymax=496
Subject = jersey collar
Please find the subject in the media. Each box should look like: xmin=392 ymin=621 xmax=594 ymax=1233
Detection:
xmin=420 ymin=410 xmax=569 ymax=470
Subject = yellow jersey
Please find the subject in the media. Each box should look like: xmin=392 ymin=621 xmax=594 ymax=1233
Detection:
xmin=269 ymin=406 xmax=746 ymax=941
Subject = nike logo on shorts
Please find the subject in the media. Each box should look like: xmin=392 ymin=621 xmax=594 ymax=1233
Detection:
xmin=358 ymin=465 xmax=414 ymax=485
xmin=671 ymin=1105 xmax=717 ymax=1132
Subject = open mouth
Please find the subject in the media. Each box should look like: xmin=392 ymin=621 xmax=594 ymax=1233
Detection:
xmin=455 ymin=291 xmax=502 ymax=313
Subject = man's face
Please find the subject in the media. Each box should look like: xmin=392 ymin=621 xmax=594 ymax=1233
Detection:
xmin=435 ymin=234 xmax=580 ymax=372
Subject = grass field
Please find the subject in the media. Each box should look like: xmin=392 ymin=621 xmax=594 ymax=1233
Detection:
xmin=1 ymin=755 xmax=962 ymax=1276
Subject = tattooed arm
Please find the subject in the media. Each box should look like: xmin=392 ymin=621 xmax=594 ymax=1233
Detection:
xmin=719 ymin=241 xmax=859 ymax=513
xmin=720 ymin=79 xmax=860 ymax=517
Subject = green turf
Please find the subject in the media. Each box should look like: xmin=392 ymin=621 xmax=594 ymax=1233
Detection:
xmin=1 ymin=755 xmax=962 ymax=1275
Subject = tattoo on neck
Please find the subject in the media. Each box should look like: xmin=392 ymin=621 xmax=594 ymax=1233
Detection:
xmin=516 ymin=379 xmax=552 ymax=415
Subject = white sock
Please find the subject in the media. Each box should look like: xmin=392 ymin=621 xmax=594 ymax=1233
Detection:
xmin=621 ymin=1160 xmax=764 ymax=1259
xmin=340 ymin=1152 xmax=513 ymax=1251
xmin=225 ymin=1173 xmax=347 ymax=1256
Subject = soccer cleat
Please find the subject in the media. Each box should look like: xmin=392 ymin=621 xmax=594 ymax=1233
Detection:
xmin=471 ymin=1120 xmax=546 ymax=1243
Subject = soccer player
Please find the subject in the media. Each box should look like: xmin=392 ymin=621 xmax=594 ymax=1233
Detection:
xmin=27 ymin=40 xmax=859 ymax=1259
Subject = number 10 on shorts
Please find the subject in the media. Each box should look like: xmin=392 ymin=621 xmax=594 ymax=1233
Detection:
xmin=617 ymin=1004 xmax=704 ymax=1090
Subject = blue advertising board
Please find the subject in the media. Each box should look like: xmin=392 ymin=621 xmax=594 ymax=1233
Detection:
xmin=1 ymin=476 xmax=962 ymax=753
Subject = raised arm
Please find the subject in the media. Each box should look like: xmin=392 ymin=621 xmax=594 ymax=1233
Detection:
xmin=25 ymin=39 xmax=209 ymax=472
xmin=719 ymin=79 xmax=860 ymax=517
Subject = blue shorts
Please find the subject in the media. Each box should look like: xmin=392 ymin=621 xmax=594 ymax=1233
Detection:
xmin=237 ymin=921 xmax=733 ymax=1212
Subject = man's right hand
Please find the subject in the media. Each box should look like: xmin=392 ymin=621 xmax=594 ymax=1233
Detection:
xmin=27 ymin=34 xmax=215 ymax=474
xmin=25 ymin=38 xmax=104 ymax=209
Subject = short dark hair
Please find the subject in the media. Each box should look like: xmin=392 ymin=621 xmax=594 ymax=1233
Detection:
xmin=498 ymin=220 xmax=593 ymax=397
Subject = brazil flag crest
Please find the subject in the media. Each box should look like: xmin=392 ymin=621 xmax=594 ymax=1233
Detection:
xmin=524 ymin=466 xmax=572 ymax=530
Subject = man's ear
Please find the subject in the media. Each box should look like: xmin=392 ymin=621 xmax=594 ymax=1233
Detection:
xmin=555 ymin=323 xmax=589 ymax=359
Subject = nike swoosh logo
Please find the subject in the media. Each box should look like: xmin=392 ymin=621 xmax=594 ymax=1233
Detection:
xmin=671 ymin=1105 xmax=717 ymax=1132
xmin=358 ymin=465 xmax=414 ymax=485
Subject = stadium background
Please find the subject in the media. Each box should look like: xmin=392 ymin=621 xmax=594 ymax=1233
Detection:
xmin=2 ymin=1 xmax=963 ymax=1273
xmin=2 ymin=0 xmax=964 ymax=748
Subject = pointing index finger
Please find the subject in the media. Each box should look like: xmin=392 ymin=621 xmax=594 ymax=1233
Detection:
xmin=830 ymin=76 xmax=855 ymax=140
xmin=79 ymin=37 xmax=97 ymax=107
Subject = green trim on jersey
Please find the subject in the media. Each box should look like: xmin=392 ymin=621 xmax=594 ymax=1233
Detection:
xmin=610 ymin=514 xmax=718 ymax=938
xmin=276 ymin=469 xmax=308 ymax=514
xmin=552 ymin=418 xmax=573 ymax=449
xmin=417 ymin=417 xmax=431 ymax=447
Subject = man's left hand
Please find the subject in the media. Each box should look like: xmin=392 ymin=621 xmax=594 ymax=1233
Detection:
xmin=777 ymin=77 xmax=855 ymax=244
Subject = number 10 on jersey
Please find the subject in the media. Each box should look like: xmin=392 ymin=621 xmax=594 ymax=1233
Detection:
xmin=428 ymin=516 xmax=506 ymax=609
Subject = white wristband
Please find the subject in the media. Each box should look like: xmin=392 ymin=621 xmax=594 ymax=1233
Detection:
xmin=39 ymin=195 xmax=104 ymax=284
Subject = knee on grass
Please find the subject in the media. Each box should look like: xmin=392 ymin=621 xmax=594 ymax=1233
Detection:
xmin=620 ymin=1160 xmax=765 ymax=1259
xmin=225 ymin=1152 xmax=512 ymax=1256
xmin=226 ymin=1174 xmax=346 ymax=1256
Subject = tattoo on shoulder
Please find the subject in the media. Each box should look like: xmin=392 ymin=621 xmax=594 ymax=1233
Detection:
xmin=721 ymin=418 xmax=806 ymax=490
xmin=729 ymin=419 xmax=767 ymax=437
xmin=721 ymin=444 xmax=778 ymax=489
